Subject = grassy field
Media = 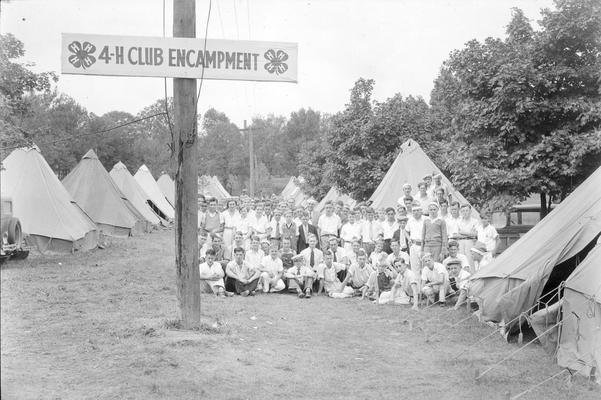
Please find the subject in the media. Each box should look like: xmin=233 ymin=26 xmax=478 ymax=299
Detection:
xmin=1 ymin=229 xmax=599 ymax=400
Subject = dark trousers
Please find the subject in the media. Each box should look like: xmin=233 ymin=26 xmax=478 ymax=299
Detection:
xmin=227 ymin=277 xmax=259 ymax=294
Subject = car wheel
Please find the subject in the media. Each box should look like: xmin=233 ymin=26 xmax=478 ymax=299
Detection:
xmin=7 ymin=218 xmax=22 ymax=246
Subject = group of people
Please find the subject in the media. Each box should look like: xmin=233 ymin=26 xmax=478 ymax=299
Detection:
xmin=196 ymin=174 xmax=499 ymax=310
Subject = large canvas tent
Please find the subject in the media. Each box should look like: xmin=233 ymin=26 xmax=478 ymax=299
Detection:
xmin=135 ymin=165 xmax=175 ymax=220
xmin=281 ymin=176 xmax=309 ymax=206
xmin=157 ymin=174 xmax=175 ymax=206
xmin=0 ymin=146 xmax=98 ymax=253
xmin=280 ymin=177 xmax=297 ymax=198
xmin=110 ymin=162 xmax=163 ymax=226
xmin=556 ymin=242 xmax=601 ymax=383
xmin=63 ymin=150 xmax=147 ymax=237
xmin=369 ymin=139 xmax=477 ymax=214
xmin=317 ymin=187 xmax=356 ymax=213
xmin=198 ymin=175 xmax=230 ymax=200
xmin=468 ymin=166 xmax=601 ymax=327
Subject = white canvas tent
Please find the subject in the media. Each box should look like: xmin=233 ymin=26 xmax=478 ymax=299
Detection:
xmin=369 ymin=139 xmax=477 ymax=215
xmin=157 ymin=174 xmax=175 ymax=206
xmin=317 ymin=187 xmax=357 ymax=213
xmin=198 ymin=175 xmax=230 ymax=200
xmin=110 ymin=162 xmax=163 ymax=226
xmin=63 ymin=150 xmax=148 ymax=237
xmin=0 ymin=146 xmax=98 ymax=253
xmin=468 ymin=166 xmax=601 ymax=327
xmin=134 ymin=165 xmax=175 ymax=220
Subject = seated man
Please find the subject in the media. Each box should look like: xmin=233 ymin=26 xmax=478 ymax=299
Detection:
xmin=258 ymin=245 xmax=286 ymax=293
xmin=369 ymin=238 xmax=389 ymax=267
xmin=364 ymin=258 xmax=395 ymax=301
xmin=315 ymin=250 xmax=344 ymax=295
xmin=198 ymin=231 xmax=211 ymax=263
xmin=328 ymin=236 xmax=348 ymax=282
xmin=334 ymin=250 xmax=374 ymax=298
xmin=445 ymin=258 xmax=471 ymax=310
xmin=211 ymin=234 xmax=229 ymax=272
xmin=285 ymin=254 xmax=315 ymax=298
xmin=386 ymin=239 xmax=410 ymax=267
xmin=421 ymin=252 xmax=450 ymax=306
xmin=198 ymin=249 xmax=228 ymax=297
xmin=379 ymin=259 xmax=419 ymax=309
xmin=225 ymin=247 xmax=261 ymax=296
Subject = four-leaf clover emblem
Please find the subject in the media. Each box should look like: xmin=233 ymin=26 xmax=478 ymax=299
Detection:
xmin=68 ymin=41 xmax=97 ymax=69
xmin=264 ymin=49 xmax=288 ymax=75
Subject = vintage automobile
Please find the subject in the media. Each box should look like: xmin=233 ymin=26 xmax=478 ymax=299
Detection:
xmin=492 ymin=204 xmax=554 ymax=255
xmin=0 ymin=196 xmax=29 ymax=263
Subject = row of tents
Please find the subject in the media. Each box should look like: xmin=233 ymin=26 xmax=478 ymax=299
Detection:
xmin=282 ymin=139 xmax=599 ymax=383
xmin=0 ymin=146 xmax=180 ymax=253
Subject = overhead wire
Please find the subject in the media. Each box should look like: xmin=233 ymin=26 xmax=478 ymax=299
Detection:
xmin=162 ymin=0 xmax=175 ymax=152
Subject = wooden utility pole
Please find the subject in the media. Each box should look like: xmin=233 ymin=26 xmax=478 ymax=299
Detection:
xmin=173 ymin=0 xmax=200 ymax=328
xmin=245 ymin=120 xmax=255 ymax=197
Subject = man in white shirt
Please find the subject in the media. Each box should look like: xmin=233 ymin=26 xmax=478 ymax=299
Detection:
xmin=360 ymin=207 xmax=383 ymax=256
xmin=250 ymin=204 xmax=269 ymax=241
xmin=445 ymin=201 xmax=461 ymax=240
xmin=456 ymin=204 xmax=479 ymax=270
xmin=337 ymin=250 xmax=374 ymax=297
xmin=476 ymin=213 xmax=499 ymax=256
xmin=442 ymin=240 xmax=470 ymax=270
xmin=258 ymin=246 xmax=286 ymax=293
xmin=284 ymin=254 xmax=315 ymax=298
xmin=379 ymin=258 xmax=419 ymax=309
xmin=421 ymin=253 xmax=450 ymax=306
xmin=445 ymin=259 xmax=471 ymax=310
xmin=415 ymin=182 xmax=432 ymax=211
xmin=386 ymin=239 xmax=410 ymax=266
xmin=318 ymin=201 xmax=341 ymax=239
xmin=245 ymin=236 xmax=265 ymax=271
xmin=267 ymin=209 xmax=285 ymax=249
xmin=199 ymin=249 xmax=227 ymax=296
xmin=397 ymin=183 xmax=413 ymax=207
xmin=299 ymin=234 xmax=324 ymax=278
xmin=381 ymin=207 xmax=399 ymax=253
xmin=340 ymin=210 xmax=362 ymax=250
xmin=225 ymin=247 xmax=261 ymax=296
xmin=405 ymin=203 xmax=428 ymax=277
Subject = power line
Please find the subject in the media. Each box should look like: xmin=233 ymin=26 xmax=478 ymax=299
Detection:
xmin=0 ymin=112 xmax=167 ymax=152
xmin=190 ymin=0 xmax=213 ymax=145
xmin=232 ymin=0 xmax=239 ymax=39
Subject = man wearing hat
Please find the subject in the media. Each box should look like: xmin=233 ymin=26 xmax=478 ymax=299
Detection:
xmin=470 ymin=241 xmax=493 ymax=272
xmin=445 ymin=257 xmax=471 ymax=310
xmin=420 ymin=252 xmax=449 ymax=306
xmin=285 ymin=254 xmax=315 ymax=298
xmin=392 ymin=215 xmax=410 ymax=253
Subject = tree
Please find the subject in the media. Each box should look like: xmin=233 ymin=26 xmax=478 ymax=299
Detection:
xmin=284 ymin=108 xmax=322 ymax=175
xmin=325 ymin=78 xmax=440 ymax=201
xmin=0 ymin=33 xmax=57 ymax=152
xmin=198 ymin=108 xmax=247 ymax=191
xmin=431 ymin=0 xmax=601 ymax=214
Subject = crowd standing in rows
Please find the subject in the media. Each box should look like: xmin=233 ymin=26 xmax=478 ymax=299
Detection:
xmin=197 ymin=174 xmax=499 ymax=311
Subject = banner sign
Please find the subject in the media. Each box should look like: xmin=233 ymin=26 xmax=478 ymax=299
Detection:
xmin=61 ymin=33 xmax=298 ymax=83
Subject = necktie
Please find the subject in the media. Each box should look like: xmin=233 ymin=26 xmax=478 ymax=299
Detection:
xmin=275 ymin=220 xmax=280 ymax=239
xmin=310 ymin=249 xmax=315 ymax=267
xmin=333 ymin=250 xmax=337 ymax=262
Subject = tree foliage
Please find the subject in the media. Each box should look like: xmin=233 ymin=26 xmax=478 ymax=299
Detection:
xmin=431 ymin=0 xmax=601 ymax=213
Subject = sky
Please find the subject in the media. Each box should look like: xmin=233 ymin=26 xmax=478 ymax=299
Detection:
xmin=2 ymin=0 xmax=555 ymax=127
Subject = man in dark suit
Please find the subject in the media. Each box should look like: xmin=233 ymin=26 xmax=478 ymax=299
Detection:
xmin=297 ymin=210 xmax=319 ymax=253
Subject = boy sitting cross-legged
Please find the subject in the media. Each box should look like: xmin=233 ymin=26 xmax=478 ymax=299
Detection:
xmin=284 ymin=254 xmax=316 ymax=298
xmin=379 ymin=259 xmax=419 ymax=310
